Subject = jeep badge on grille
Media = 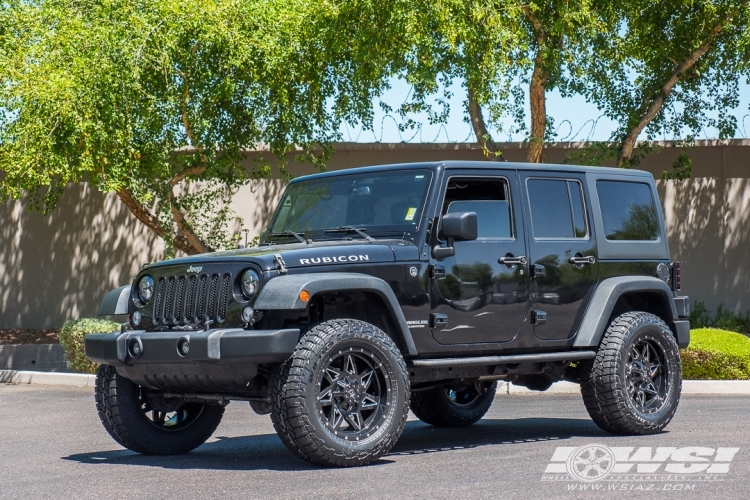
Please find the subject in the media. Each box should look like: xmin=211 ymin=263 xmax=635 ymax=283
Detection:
xmin=186 ymin=266 xmax=203 ymax=274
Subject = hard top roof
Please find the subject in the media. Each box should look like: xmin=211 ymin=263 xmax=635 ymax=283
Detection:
xmin=290 ymin=160 xmax=653 ymax=183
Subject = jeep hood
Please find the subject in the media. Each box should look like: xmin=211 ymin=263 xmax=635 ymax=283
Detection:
xmin=144 ymin=239 xmax=420 ymax=272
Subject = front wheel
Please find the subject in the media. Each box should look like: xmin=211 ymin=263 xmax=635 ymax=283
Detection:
xmin=94 ymin=365 xmax=224 ymax=455
xmin=270 ymin=319 xmax=410 ymax=467
xmin=410 ymin=381 xmax=497 ymax=427
xmin=579 ymin=312 xmax=682 ymax=435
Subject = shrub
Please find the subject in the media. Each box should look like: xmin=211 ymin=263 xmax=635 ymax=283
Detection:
xmin=689 ymin=301 xmax=750 ymax=335
xmin=58 ymin=318 xmax=120 ymax=374
xmin=681 ymin=328 xmax=750 ymax=380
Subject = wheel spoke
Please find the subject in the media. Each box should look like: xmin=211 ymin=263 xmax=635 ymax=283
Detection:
xmin=649 ymin=362 xmax=661 ymax=379
xmin=360 ymin=369 xmax=374 ymax=391
xmin=330 ymin=405 xmax=345 ymax=430
xmin=325 ymin=366 xmax=342 ymax=384
xmin=360 ymin=394 xmax=379 ymax=410
xmin=631 ymin=345 xmax=641 ymax=361
xmin=643 ymin=383 xmax=659 ymax=396
xmin=344 ymin=355 xmax=357 ymax=375
xmin=345 ymin=410 xmax=363 ymax=430
xmin=319 ymin=385 xmax=334 ymax=405
xmin=642 ymin=343 xmax=651 ymax=363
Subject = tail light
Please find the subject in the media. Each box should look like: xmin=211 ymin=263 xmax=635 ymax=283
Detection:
xmin=671 ymin=261 xmax=681 ymax=291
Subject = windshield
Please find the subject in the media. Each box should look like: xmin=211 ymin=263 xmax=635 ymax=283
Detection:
xmin=265 ymin=169 xmax=433 ymax=242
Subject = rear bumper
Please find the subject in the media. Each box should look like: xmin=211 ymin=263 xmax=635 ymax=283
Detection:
xmin=85 ymin=328 xmax=300 ymax=367
xmin=674 ymin=320 xmax=690 ymax=349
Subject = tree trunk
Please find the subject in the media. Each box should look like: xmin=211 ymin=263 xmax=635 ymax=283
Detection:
xmin=527 ymin=57 xmax=547 ymax=163
xmin=467 ymin=87 xmax=502 ymax=161
xmin=522 ymin=6 xmax=549 ymax=164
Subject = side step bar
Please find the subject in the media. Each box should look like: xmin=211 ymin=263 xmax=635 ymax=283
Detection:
xmin=407 ymin=351 xmax=597 ymax=368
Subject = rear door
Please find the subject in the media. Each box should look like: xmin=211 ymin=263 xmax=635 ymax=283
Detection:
xmin=519 ymin=172 xmax=598 ymax=341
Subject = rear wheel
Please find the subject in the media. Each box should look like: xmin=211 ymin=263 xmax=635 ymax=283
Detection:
xmin=579 ymin=312 xmax=682 ymax=435
xmin=410 ymin=381 xmax=497 ymax=427
xmin=95 ymin=365 xmax=224 ymax=454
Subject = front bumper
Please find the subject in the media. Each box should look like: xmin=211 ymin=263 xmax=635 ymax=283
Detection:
xmin=85 ymin=328 xmax=300 ymax=367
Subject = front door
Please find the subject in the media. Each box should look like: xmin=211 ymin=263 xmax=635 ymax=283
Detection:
xmin=520 ymin=172 xmax=599 ymax=341
xmin=430 ymin=172 xmax=530 ymax=345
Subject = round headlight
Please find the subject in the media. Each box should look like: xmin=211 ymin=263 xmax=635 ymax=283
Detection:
xmin=240 ymin=269 xmax=260 ymax=300
xmin=137 ymin=275 xmax=154 ymax=303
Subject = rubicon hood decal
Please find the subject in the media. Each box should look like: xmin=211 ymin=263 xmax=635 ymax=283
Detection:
xmin=299 ymin=254 xmax=370 ymax=265
xmin=281 ymin=245 xmax=394 ymax=268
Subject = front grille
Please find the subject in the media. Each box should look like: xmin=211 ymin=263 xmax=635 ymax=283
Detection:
xmin=152 ymin=272 xmax=232 ymax=327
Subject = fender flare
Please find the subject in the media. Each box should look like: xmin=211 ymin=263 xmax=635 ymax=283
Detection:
xmin=97 ymin=285 xmax=131 ymax=316
xmin=253 ymin=272 xmax=417 ymax=356
xmin=572 ymin=276 xmax=678 ymax=347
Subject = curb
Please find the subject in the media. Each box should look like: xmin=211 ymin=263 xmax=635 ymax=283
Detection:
xmin=500 ymin=380 xmax=750 ymax=395
xmin=0 ymin=370 xmax=95 ymax=387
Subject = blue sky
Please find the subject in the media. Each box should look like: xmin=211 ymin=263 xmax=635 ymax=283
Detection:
xmin=341 ymin=77 xmax=750 ymax=144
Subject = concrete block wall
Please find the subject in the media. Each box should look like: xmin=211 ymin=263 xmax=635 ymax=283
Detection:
xmin=1 ymin=140 xmax=748 ymax=328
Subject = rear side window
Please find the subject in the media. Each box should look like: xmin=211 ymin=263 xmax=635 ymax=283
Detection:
xmin=527 ymin=179 xmax=588 ymax=239
xmin=597 ymin=181 xmax=659 ymax=241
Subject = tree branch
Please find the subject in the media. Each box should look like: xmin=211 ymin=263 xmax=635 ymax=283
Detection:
xmin=467 ymin=87 xmax=502 ymax=161
xmin=116 ymin=187 xmax=198 ymax=255
xmin=617 ymin=6 xmax=743 ymax=167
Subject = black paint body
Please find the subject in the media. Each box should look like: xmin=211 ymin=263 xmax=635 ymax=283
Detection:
xmin=128 ymin=161 xmax=675 ymax=359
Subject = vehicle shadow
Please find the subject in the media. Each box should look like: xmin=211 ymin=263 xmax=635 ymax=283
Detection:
xmin=62 ymin=417 xmax=608 ymax=471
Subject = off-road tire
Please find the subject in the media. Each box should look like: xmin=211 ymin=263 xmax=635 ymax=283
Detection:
xmin=410 ymin=381 xmax=497 ymax=427
xmin=95 ymin=364 xmax=224 ymax=454
xmin=579 ymin=312 xmax=682 ymax=435
xmin=270 ymin=319 xmax=410 ymax=467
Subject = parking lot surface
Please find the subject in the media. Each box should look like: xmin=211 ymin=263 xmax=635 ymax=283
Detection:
xmin=1 ymin=384 xmax=747 ymax=499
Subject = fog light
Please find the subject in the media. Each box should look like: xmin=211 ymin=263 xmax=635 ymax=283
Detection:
xmin=177 ymin=338 xmax=190 ymax=357
xmin=128 ymin=338 xmax=143 ymax=358
xmin=241 ymin=306 xmax=254 ymax=323
xmin=131 ymin=310 xmax=142 ymax=327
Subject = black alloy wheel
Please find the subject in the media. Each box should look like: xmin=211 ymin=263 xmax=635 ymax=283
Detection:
xmin=626 ymin=338 xmax=669 ymax=414
xmin=270 ymin=319 xmax=410 ymax=467
xmin=580 ymin=311 xmax=681 ymax=435
xmin=95 ymin=365 xmax=224 ymax=455
xmin=410 ymin=380 xmax=497 ymax=427
xmin=140 ymin=389 xmax=205 ymax=431
xmin=317 ymin=349 xmax=391 ymax=440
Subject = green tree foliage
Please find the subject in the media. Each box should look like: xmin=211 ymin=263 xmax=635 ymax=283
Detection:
xmin=362 ymin=1 xmax=603 ymax=163
xmin=567 ymin=0 xmax=750 ymax=172
xmin=0 ymin=0 xmax=392 ymax=255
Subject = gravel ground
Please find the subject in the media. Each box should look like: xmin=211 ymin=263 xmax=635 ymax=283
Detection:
xmin=0 ymin=329 xmax=59 ymax=345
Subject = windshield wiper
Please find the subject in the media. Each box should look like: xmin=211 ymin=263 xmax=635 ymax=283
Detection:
xmin=268 ymin=230 xmax=311 ymax=244
xmin=323 ymin=226 xmax=375 ymax=241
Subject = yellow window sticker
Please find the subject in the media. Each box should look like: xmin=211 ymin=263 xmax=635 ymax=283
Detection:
xmin=405 ymin=207 xmax=417 ymax=221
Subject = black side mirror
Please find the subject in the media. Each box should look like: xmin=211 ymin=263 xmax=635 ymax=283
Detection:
xmin=433 ymin=212 xmax=478 ymax=260
xmin=442 ymin=211 xmax=478 ymax=241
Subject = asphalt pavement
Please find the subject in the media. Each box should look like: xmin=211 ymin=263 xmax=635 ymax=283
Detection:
xmin=0 ymin=384 xmax=748 ymax=499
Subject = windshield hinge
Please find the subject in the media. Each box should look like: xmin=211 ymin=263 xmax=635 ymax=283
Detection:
xmin=274 ymin=253 xmax=288 ymax=275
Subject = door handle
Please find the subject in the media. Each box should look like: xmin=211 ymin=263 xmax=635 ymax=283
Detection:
xmin=499 ymin=254 xmax=527 ymax=266
xmin=568 ymin=255 xmax=596 ymax=265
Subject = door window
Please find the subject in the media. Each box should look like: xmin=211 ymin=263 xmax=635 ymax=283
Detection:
xmin=527 ymin=179 xmax=588 ymax=239
xmin=441 ymin=178 xmax=514 ymax=239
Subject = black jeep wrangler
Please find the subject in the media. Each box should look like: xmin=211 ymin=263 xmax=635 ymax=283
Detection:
xmin=86 ymin=161 xmax=690 ymax=467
